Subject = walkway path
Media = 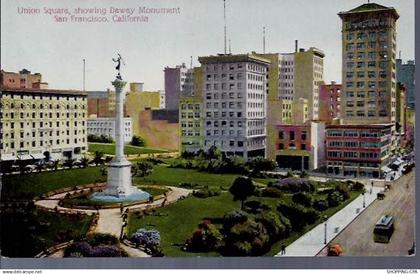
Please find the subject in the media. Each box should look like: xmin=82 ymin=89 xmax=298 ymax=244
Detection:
xmin=275 ymin=185 xmax=383 ymax=257
xmin=35 ymin=186 xmax=192 ymax=258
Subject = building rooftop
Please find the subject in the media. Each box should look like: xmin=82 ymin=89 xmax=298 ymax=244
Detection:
xmin=198 ymin=53 xmax=271 ymax=65
xmin=1 ymin=87 xmax=86 ymax=96
xmin=338 ymin=2 xmax=399 ymax=19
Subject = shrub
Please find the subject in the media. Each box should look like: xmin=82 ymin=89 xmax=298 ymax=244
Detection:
xmin=64 ymin=241 xmax=92 ymax=257
xmin=90 ymin=245 xmax=122 ymax=257
xmin=273 ymin=178 xmax=315 ymax=193
xmin=226 ymin=220 xmax=270 ymax=256
xmin=243 ymin=200 xmax=271 ymax=214
xmin=130 ymin=135 xmax=146 ymax=147
xmin=192 ymin=188 xmax=220 ymax=198
xmin=335 ymin=184 xmax=350 ymax=200
xmin=261 ymin=187 xmax=283 ymax=198
xmin=232 ymin=241 xmax=252 ymax=256
xmin=134 ymin=161 xmax=154 ymax=177
xmin=313 ymin=199 xmax=329 ymax=211
xmin=247 ymin=157 xmax=277 ymax=176
xmin=351 ymin=181 xmax=365 ymax=192
xmin=277 ymin=202 xmax=320 ymax=231
xmin=131 ymin=229 xmax=161 ymax=255
xmin=255 ymin=211 xmax=285 ymax=239
xmin=178 ymin=182 xmax=200 ymax=189
xmin=88 ymin=233 xmax=119 ymax=247
xmin=327 ymin=191 xmax=343 ymax=207
xmin=88 ymin=134 xmax=114 ymax=143
xmin=186 ymin=221 xmax=222 ymax=252
xmin=292 ymin=192 xmax=313 ymax=207
xmin=223 ymin=210 xmax=248 ymax=230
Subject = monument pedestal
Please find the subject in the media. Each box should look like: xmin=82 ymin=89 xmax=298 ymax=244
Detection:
xmin=104 ymin=159 xmax=133 ymax=197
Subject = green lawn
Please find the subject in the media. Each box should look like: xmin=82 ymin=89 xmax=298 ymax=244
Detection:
xmin=1 ymin=167 xmax=106 ymax=200
xmin=88 ymin=143 xmax=169 ymax=155
xmin=128 ymin=193 xmax=239 ymax=257
xmin=133 ymin=165 xmax=272 ymax=189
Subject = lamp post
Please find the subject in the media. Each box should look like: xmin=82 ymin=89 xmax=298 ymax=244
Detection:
xmin=323 ymin=215 xmax=328 ymax=245
xmin=362 ymin=190 xmax=366 ymax=208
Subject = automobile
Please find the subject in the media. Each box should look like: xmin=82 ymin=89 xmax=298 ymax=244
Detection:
xmin=373 ymin=215 xmax=394 ymax=243
xmin=327 ymin=244 xmax=343 ymax=256
xmin=377 ymin=191 xmax=385 ymax=200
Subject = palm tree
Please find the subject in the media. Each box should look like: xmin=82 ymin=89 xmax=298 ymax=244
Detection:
xmin=92 ymin=151 xmax=104 ymax=166
xmin=79 ymin=157 xmax=90 ymax=168
xmin=63 ymin=158 xmax=76 ymax=169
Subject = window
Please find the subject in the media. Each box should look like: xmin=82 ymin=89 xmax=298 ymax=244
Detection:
xmin=289 ymin=131 xmax=295 ymax=141
xmin=278 ymin=131 xmax=284 ymax=139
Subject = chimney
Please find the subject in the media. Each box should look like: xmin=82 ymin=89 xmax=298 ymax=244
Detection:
xmin=295 ymin=40 xmax=298 ymax=53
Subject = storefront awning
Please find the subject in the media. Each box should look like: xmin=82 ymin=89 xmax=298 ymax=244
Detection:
xmin=1 ymin=154 xmax=18 ymax=161
xmin=50 ymin=153 xmax=62 ymax=161
xmin=381 ymin=166 xmax=392 ymax=173
xmin=17 ymin=154 xmax=33 ymax=160
xmin=31 ymin=153 xmax=45 ymax=160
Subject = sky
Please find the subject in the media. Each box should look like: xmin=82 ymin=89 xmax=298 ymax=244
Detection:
xmin=1 ymin=0 xmax=415 ymax=91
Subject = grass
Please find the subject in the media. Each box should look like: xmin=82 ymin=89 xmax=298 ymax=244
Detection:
xmin=1 ymin=167 xmax=106 ymax=200
xmin=133 ymin=165 xmax=272 ymax=189
xmin=88 ymin=143 xmax=169 ymax=155
xmin=127 ymin=193 xmax=240 ymax=257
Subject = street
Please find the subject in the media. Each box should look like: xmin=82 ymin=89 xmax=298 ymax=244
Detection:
xmin=318 ymin=171 xmax=415 ymax=256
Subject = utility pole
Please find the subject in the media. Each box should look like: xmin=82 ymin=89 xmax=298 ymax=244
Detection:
xmin=263 ymin=26 xmax=266 ymax=54
xmin=224 ymin=0 xmax=227 ymax=54
xmin=83 ymin=59 xmax=86 ymax=91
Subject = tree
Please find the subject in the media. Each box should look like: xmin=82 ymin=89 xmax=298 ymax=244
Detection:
xmin=135 ymin=161 xmax=154 ymax=177
xmin=63 ymin=158 xmax=76 ymax=169
xmin=79 ymin=157 xmax=90 ymax=168
xmin=92 ymin=151 xmax=104 ymax=166
xmin=130 ymin=135 xmax=146 ymax=147
xmin=229 ymin=176 xmax=256 ymax=209
xmin=247 ymin=157 xmax=277 ymax=175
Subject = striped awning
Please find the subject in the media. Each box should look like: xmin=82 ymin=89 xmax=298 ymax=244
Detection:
xmin=31 ymin=153 xmax=45 ymax=160
xmin=1 ymin=154 xmax=18 ymax=161
xmin=17 ymin=154 xmax=33 ymax=160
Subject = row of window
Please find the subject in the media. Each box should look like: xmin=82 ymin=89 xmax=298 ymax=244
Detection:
xmin=2 ymin=94 xmax=86 ymax=101
xmin=278 ymin=131 xmax=307 ymax=141
xmin=346 ymin=61 xmax=392 ymax=69
xmin=345 ymin=90 xmax=387 ymax=98
xmin=206 ymin=120 xmax=242 ymax=128
xmin=4 ymin=129 xmax=86 ymax=139
xmin=328 ymin=141 xmax=386 ymax=148
xmin=2 ymin=111 xmax=86 ymax=119
xmin=206 ymin=102 xmax=243 ymax=109
xmin=327 ymin=130 xmax=385 ymax=137
xmin=180 ymin=104 xmax=200 ymax=110
xmin=2 ymin=102 xmax=86 ymax=110
xmin=278 ymin=143 xmax=307 ymax=150
xmin=346 ymin=70 xmax=389 ymax=79
xmin=181 ymin=122 xmax=201 ymax=128
xmin=345 ymin=110 xmax=388 ymax=117
xmin=203 ymin=63 xmax=266 ymax=73
xmin=3 ymin=138 xmax=86 ymax=149
xmin=3 ymin=120 xmax=86 ymax=129
xmin=346 ymin=30 xmax=388 ymax=41
xmin=345 ymin=41 xmax=390 ymax=50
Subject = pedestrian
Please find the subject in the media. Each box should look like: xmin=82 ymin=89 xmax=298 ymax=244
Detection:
xmin=120 ymin=203 xmax=124 ymax=214
xmin=281 ymin=244 xmax=286 ymax=255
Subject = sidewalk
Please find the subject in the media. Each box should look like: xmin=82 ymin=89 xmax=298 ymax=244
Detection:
xmin=275 ymin=186 xmax=383 ymax=257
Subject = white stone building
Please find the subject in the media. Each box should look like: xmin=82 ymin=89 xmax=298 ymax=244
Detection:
xmin=0 ymin=88 xmax=88 ymax=162
xmin=87 ymin=116 xmax=132 ymax=143
xmin=198 ymin=54 xmax=270 ymax=159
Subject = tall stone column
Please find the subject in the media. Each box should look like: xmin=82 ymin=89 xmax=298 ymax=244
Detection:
xmin=104 ymin=78 xmax=132 ymax=197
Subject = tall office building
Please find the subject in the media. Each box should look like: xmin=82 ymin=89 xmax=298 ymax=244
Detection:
xmin=198 ymin=54 xmax=270 ymax=159
xmin=338 ymin=3 xmax=399 ymax=127
xmin=164 ymin=63 xmax=194 ymax=110
xmin=396 ymin=59 xmax=415 ymax=108
xmin=278 ymin=47 xmax=325 ymax=124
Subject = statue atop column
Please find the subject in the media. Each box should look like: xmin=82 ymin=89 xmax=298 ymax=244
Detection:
xmin=112 ymin=53 xmax=125 ymax=80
